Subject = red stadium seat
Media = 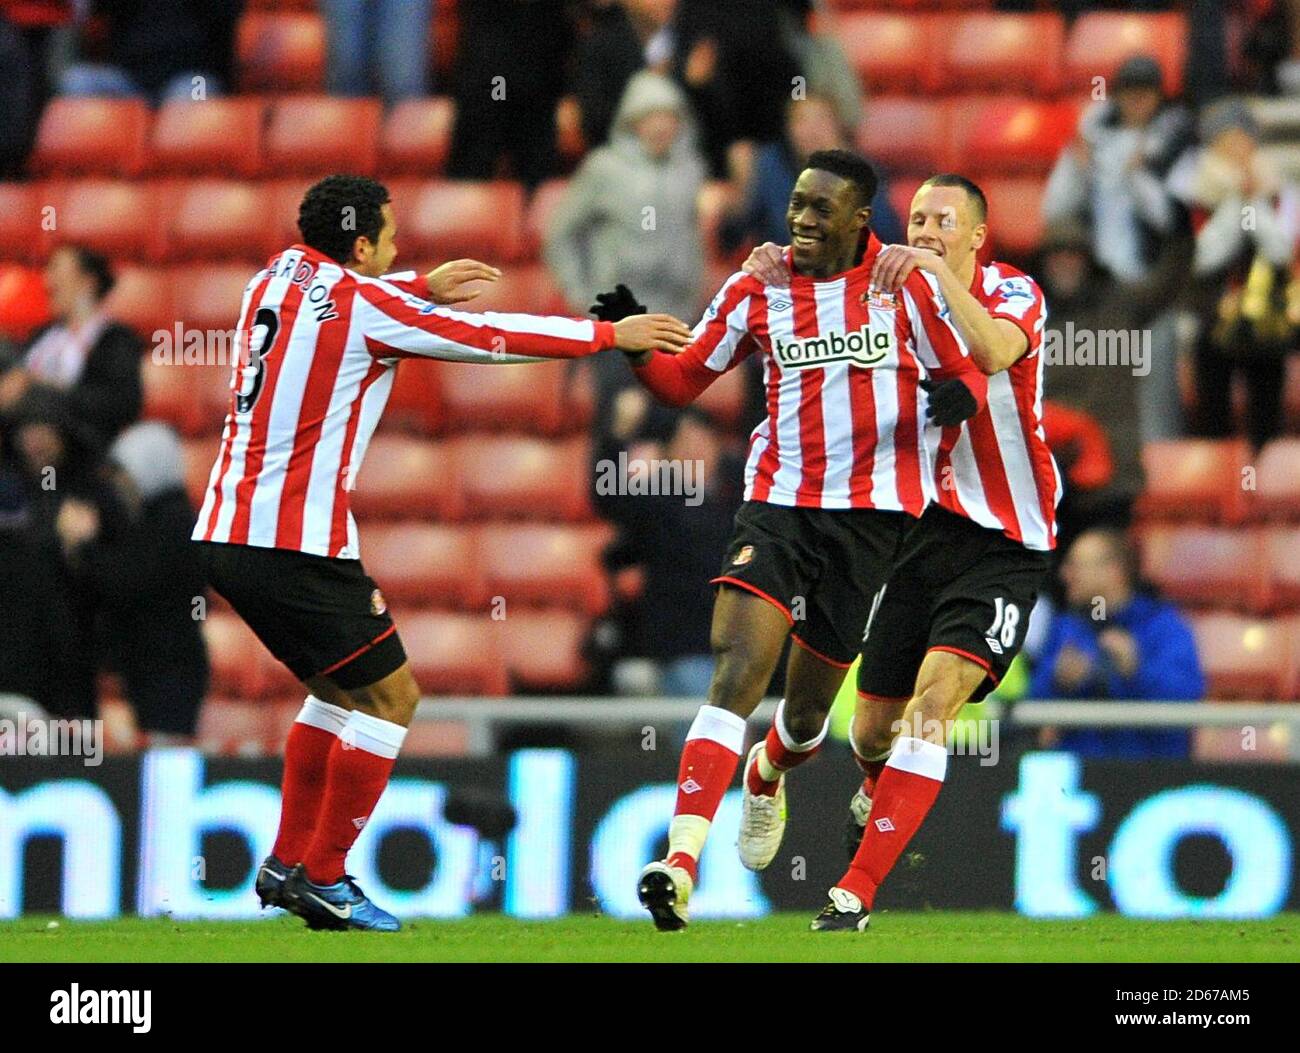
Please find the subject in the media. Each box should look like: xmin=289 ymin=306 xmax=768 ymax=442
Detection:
xmin=497 ymin=609 xmax=592 ymax=691
xmin=1135 ymin=439 xmax=1251 ymax=524
xmin=435 ymin=358 xmax=573 ymax=435
xmin=150 ymin=99 xmax=266 ymax=178
xmin=202 ymin=611 xmax=288 ymax=699
xmin=166 ymin=181 xmax=276 ymax=261
xmin=351 ymin=435 xmax=463 ymax=520
xmin=522 ymin=178 xmax=570 ymax=260
xmin=267 ymin=177 xmax=319 ymax=250
xmin=456 ymin=263 xmax=568 ymax=316
xmin=382 ymin=358 xmax=444 ymax=435
xmin=953 ymin=98 xmax=1079 ymax=175
xmin=265 ymin=96 xmax=381 ymax=176
xmin=1063 ymin=13 xmax=1188 ymax=97
xmin=183 ymin=438 xmax=218 ymax=507
xmin=1265 ymin=528 xmax=1300 ymax=611
xmin=31 ymin=98 xmax=150 ymax=178
xmin=397 ymin=610 xmax=509 ymax=695
xmin=1190 ymin=613 xmax=1294 ymax=701
xmin=856 ymin=98 xmax=951 ymax=176
xmin=379 ymin=97 xmax=455 ymax=176
xmin=236 ymin=12 xmax=326 ymax=93
xmin=170 ymin=262 xmax=256 ymax=333
xmin=942 ymin=13 xmax=1064 ymax=94
xmin=1137 ymin=525 xmax=1269 ymax=614
xmin=455 ymin=435 xmax=592 ymax=521
xmin=835 ymin=13 xmax=939 ymax=94
xmin=103 ymin=265 xmax=173 ymax=337
xmin=0 ymin=183 xmax=47 ymax=261
xmin=0 ymin=264 xmax=50 ymax=341
xmin=388 ymin=180 xmax=526 ymax=263
xmin=1252 ymin=438 xmax=1300 ymax=521
xmin=478 ymin=523 xmax=612 ymax=615
xmin=48 ymin=180 xmax=166 ymax=260
xmin=982 ymin=177 xmax=1048 ymax=258
xmin=361 ymin=523 xmax=488 ymax=608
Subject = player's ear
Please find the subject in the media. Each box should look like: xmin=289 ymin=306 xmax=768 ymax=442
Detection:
xmin=855 ymin=205 xmax=873 ymax=231
xmin=971 ymin=221 xmax=989 ymax=252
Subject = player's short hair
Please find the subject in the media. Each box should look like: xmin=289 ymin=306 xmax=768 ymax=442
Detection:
xmin=53 ymin=243 xmax=115 ymax=300
xmin=919 ymin=173 xmax=988 ymax=223
xmin=804 ymin=149 xmax=878 ymax=209
xmin=298 ymin=175 xmax=391 ymax=263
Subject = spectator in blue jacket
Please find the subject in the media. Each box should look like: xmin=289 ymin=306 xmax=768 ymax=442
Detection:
xmin=1029 ymin=528 xmax=1205 ymax=758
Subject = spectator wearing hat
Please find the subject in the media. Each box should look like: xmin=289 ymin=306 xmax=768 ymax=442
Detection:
xmin=1168 ymin=97 xmax=1300 ymax=449
xmin=0 ymin=244 xmax=142 ymax=447
xmin=1044 ymin=54 xmax=1194 ymax=444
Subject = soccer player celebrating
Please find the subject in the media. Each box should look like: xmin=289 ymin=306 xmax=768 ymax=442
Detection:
xmin=743 ymin=173 xmax=1060 ymax=931
xmin=193 ymin=174 xmax=691 ymax=931
xmin=611 ymin=150 xmax=990 ymax=930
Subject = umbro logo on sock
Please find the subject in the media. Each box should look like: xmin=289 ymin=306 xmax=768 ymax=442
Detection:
xmin=680 ymin=778 xmax=703 ymax=794
xmin=352 ymin=817 xmax=368 ymax=831
xmin=874 ymin=817 xmax=895 ymax=832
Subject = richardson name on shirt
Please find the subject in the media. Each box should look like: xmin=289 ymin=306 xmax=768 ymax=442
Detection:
xmin=771 ymin=323 xmax=895 ymax=370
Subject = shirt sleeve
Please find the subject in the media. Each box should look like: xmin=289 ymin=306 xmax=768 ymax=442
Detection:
xmin=631 ymin=272 xmax=758 ymax=407
xmin=983 ymin=273 xmax=1046 ymax=353
xmin=354 ymin=276 xmax=616 ymax=363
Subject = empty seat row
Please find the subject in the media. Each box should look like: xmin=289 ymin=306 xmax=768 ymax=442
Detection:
xmin=839 ymin=10 xmax=1186 ymax=96
xmin=1137 ymin=439 xmax=1300 ymax=525
xmin=204 ymin=605 xmax=596 ymax=697
xmin=1139 ymin=525 xmax=1300 ymax=615
xmin=185 ymin=434 xmax=600 ymax=523
xmin=0 ymin=177 xmax=531 ymax=264
xmin=1190 ymin=613 xmax=1300 ymax=702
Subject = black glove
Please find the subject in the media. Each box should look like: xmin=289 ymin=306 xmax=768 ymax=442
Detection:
xmin=920 ymin=377 xmax=979 ymax=427
xmin=590 ymin=283 xmax=646 ymax=323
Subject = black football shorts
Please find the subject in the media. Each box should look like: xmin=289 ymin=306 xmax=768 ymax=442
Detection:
xmin=857 ymin=504 xmax=1051 ymax=703
xmin=197 ymin=540 xmax=407 ymax=689
xmin=712 ymin=500 xmax=910 ymax=667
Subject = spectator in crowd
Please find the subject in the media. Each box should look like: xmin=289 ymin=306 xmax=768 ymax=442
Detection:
xmin=1043 ymin=54 xmax=1193 ymax=442
xmin=594 ymin=396 xmax=744 ymax=696
xmin=572 ymin=0 xmax=676 ymax=150
xmin=1169 ymin=97 xmax=1300 ymax=450
xmin=59 ymin=0 xmax=242 ymax=102
xmin=322 ymin=0 xmax=432 ymax=105
xmin=668 ymin=0 xmax=801 ymax=177
xmin=722 ymin=93 xmax=903 ymax=252
xmin=57 ymin=422 xmax=209 ymax=744
xmin=2 ymin=387 xmax=121 ymax=719
xmin=781 ymin=0 xmax=864 ymax=134
xmin=1037 ymin=217 xmax=1191 ymax=545
xmin=447 ymin=0 xmax=572 ymax=187
xmin=545 ymin=69 xmax=707 ymax=326
xmin=0 ymin=245 xmax=142 ymax=448
xmin=1028 ymin=528 xmax=1205 ymax=759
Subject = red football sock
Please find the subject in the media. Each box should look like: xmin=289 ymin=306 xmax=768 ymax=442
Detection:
xmin=665 ymin=705 xmax=747 ymax=882
xmin=745 ymin=700 xmax=828 ymax=797
xmin=301 ymin=709 xmax=406 ymax=885
xmin=272 ymin=697 xmax=349 ymax=864
xmin=837 ymin=736 xmax=948 ymax=910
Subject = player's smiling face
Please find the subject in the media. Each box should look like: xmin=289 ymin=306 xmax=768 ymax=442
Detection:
xmin=786 ymin=168 xmax=870 ymax=278
xmin=906 ymin=185 xmax=986 ymax=275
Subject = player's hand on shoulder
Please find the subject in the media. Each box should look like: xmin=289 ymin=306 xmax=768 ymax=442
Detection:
xmin=424 ymin=259 xmax=501 ymax=305
xmin=872 ymin=244 xmax=941 ymax=293
xmin=741 ymin=242 xmax=790 ymax=287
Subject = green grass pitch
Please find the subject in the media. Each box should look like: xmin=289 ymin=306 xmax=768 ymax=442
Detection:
xmin=3 ymin=912 xmax=1298 ymax=963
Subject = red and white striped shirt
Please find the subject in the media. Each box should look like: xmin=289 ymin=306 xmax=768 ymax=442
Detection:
xmin=929 ymin=261 xmax=1062 ymax=551
xmin=193 ymin=244 xmax=615 ymax=559
xmin=632 ymin=234 xmax=985 ymax=513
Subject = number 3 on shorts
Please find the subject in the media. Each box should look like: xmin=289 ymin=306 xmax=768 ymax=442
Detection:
xmin=985 ymin=597 xmax=1020 ymax=649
